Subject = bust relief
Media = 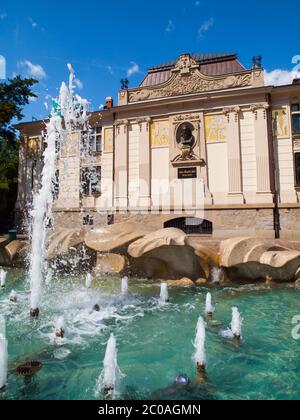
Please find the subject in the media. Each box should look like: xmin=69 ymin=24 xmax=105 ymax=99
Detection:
xmin=172 ymin=122 xmax=200 ymax=164
xmin=176 ymin=123 xmax=196 ymax=149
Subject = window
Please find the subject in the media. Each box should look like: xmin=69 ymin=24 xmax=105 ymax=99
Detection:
xmin=295 ymin=153 xmax=300 ymax=187
xmin=88 ymin=127 xmax=102 ymax=154
xmin=292 ymin=104 xmax=300 ymax=135
xmin=80 ymin=166 xmax=101 ymax=196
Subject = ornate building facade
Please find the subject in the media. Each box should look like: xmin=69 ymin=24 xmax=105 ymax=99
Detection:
xmin=15 ymin=53 xmax=300 ymax=239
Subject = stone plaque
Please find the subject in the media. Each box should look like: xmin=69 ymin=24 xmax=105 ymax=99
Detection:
xmin=178 ymin=167 xmax=197 ymax=179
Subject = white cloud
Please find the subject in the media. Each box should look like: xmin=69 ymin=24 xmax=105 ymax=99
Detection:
xmin=0 ymin=12 xmax=7 ymax=20
xmin=127 ymin=62 xmax=140 ymax=78
xmin=19 ymin=60 xmax=47 ymax=79
xmin=165 ymin=20 xmax=175 ymax=33
xmin=74 ymin=78 xmax=83 ymax=89
xmin=264 ymin=69 xmax=300 ymax=86
xmin=198 ymin=17 xmax=214 ymax=38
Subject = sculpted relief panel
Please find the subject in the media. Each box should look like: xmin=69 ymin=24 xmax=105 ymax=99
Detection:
xmin=104 ymin=128 xmax=113 ymax=153
xmin=150 ymin=120 xmax=170 ymax=148
xmin=205 ymin=115 xmax=227 ymax=143
xmin=129 ymin=69 xmax=252 ymax=103
xmin=272 ymin=108 xmax=290 ymax=138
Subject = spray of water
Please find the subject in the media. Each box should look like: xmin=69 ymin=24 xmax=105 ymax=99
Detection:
xmin=205 ymin=292 xmax=214 ymax=315
xmin=121 ymin=277 xmax=128 ymax=295
xmin=0 ymin=316 xmax=8 ymax=391
xmin=211 ymin=267 xmax=223 ymax=284
xmin=193 ymin=316 xmax=206 ymax=368
xmin=159 ymin=283 xmax=169 ymax=304
xmin=95 ymin=334 xmax=122 ymax=399
xmin=28 ymin=65 xmax=89 ymax=315
xmin=86 ymin=273 xmax=93 ymax=289
xmin=231 ymin=307 xmax=242 ymax=338
xmin=0 ymin=269 xmax=7 ymax=288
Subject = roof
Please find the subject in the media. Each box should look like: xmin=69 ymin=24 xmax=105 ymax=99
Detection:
xmin=140 ymin=53 xmax=247 ymax=88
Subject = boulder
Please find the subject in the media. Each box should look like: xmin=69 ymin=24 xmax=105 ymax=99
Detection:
xmin=195 ymin=278 xmax=208 ymax=286
xmin=128 ymin=228 xmax=187 ymax=258
xmin=85 ymin=222 xmax=153 ymax=253
xmin=95 ymin=253 xmax=127 ymax=274
xmin=166 ymin=278 xmax=195 ymax=288
xmin=48 ymin=228 xmax=85 ymax=259
xmin=220 ymin=237 xmax=300 ymax=282
xmin=127 ymin=228 xmax=205 ymax=281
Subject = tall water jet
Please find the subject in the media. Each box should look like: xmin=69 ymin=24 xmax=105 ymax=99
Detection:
xmin=28 ymin=110 xmax=62 ymax=317
xmin=96 ymin=334 xmax=121 ymax=399
xmin=159 ymin=283 xmax=169 ymax=304
xmin=0 ymin=269 xmax=7 ymax=288
xmin=0 ymin=316 xmax=8 ymax=392
xmin=231 ymin=307 xmax=242 ymax=340
xmin=193 ymin=316 xmax=206 ymax=374
xmin=121 ymin=277 xmax=128 ymax=295
xmin=86 ymin=273 xmax=93 ymax=289
xmin=205 ymin=292 xmax=214 ymax=317
xmin=28 ymin=64 xmax=89 ymax=317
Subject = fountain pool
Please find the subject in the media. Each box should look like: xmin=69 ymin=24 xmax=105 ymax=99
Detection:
xmin=0 ymin=269 xmax=300 ymax=400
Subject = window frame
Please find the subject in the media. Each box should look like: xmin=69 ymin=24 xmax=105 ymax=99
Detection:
xmin=291 ymin=103 xmax=300 ymax=135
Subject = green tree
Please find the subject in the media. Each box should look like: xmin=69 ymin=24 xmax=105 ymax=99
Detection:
xmin=0 ymin=76 xmax=38 ymax=232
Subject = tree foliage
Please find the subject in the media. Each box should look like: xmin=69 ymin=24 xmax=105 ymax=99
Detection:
xmin=0 ymin=76 xmax=38 ymax=231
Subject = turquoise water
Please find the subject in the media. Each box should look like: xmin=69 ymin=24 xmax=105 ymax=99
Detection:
xmin=0 ymin=269 xmax=300 ymax=400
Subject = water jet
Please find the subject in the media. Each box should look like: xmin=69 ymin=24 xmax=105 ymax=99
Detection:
xmin=159 ymin=283 xmax=169 ymax=304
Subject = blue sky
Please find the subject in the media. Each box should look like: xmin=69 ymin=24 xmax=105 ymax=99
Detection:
xmin=0 ymin=0 xmax=300 ymax=121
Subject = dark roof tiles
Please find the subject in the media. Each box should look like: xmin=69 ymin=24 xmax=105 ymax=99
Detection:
xmin=140 ymin=53 xmax=247 ymax=88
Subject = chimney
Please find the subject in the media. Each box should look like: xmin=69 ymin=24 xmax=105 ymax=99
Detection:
xmin=104 ymin=96 xmax=113 ymax=109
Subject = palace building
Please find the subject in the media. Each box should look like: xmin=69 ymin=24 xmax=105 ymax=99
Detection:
xmin=15 ymin=53 xmax=300 ymax=239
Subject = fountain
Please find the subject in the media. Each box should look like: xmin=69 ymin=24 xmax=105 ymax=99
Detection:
xmin=159 ymin=283 xmax=169 ymax=304
xmin=9 ymin=290 xmax=17 ymax=303
xmin=0 ymin=269 xmax=7 ymax=288
xmin=0 ymin=316 xmax=8 ymax=392
xmin=211 ymin=267 xmax=223 ymax=284
xmin=193 ymin=316 xmax=206 ymax=375
xmin=55 ymin=317 xmax=65 ymax=338
xmin=85 ymin=273 xmax=93 ymax=289
xmin=205 ymin=292 xmax=214 ymax=317
xmin=95 ymin=334 xmax=121 ymax=399
xmin=231 ymin=307 xmax=242 ymax=340
xmin=28 ymin=64 xmax=89 ymax=317
xmin=121 ymin=277 xmax=129 ymax=295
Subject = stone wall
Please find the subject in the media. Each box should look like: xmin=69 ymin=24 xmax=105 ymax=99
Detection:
xmin=279 ymin=208 xmax=300 ymax=240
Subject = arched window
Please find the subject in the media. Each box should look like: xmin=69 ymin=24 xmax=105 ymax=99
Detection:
xmin=164 ymin=217 xmax=213 ymax=235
